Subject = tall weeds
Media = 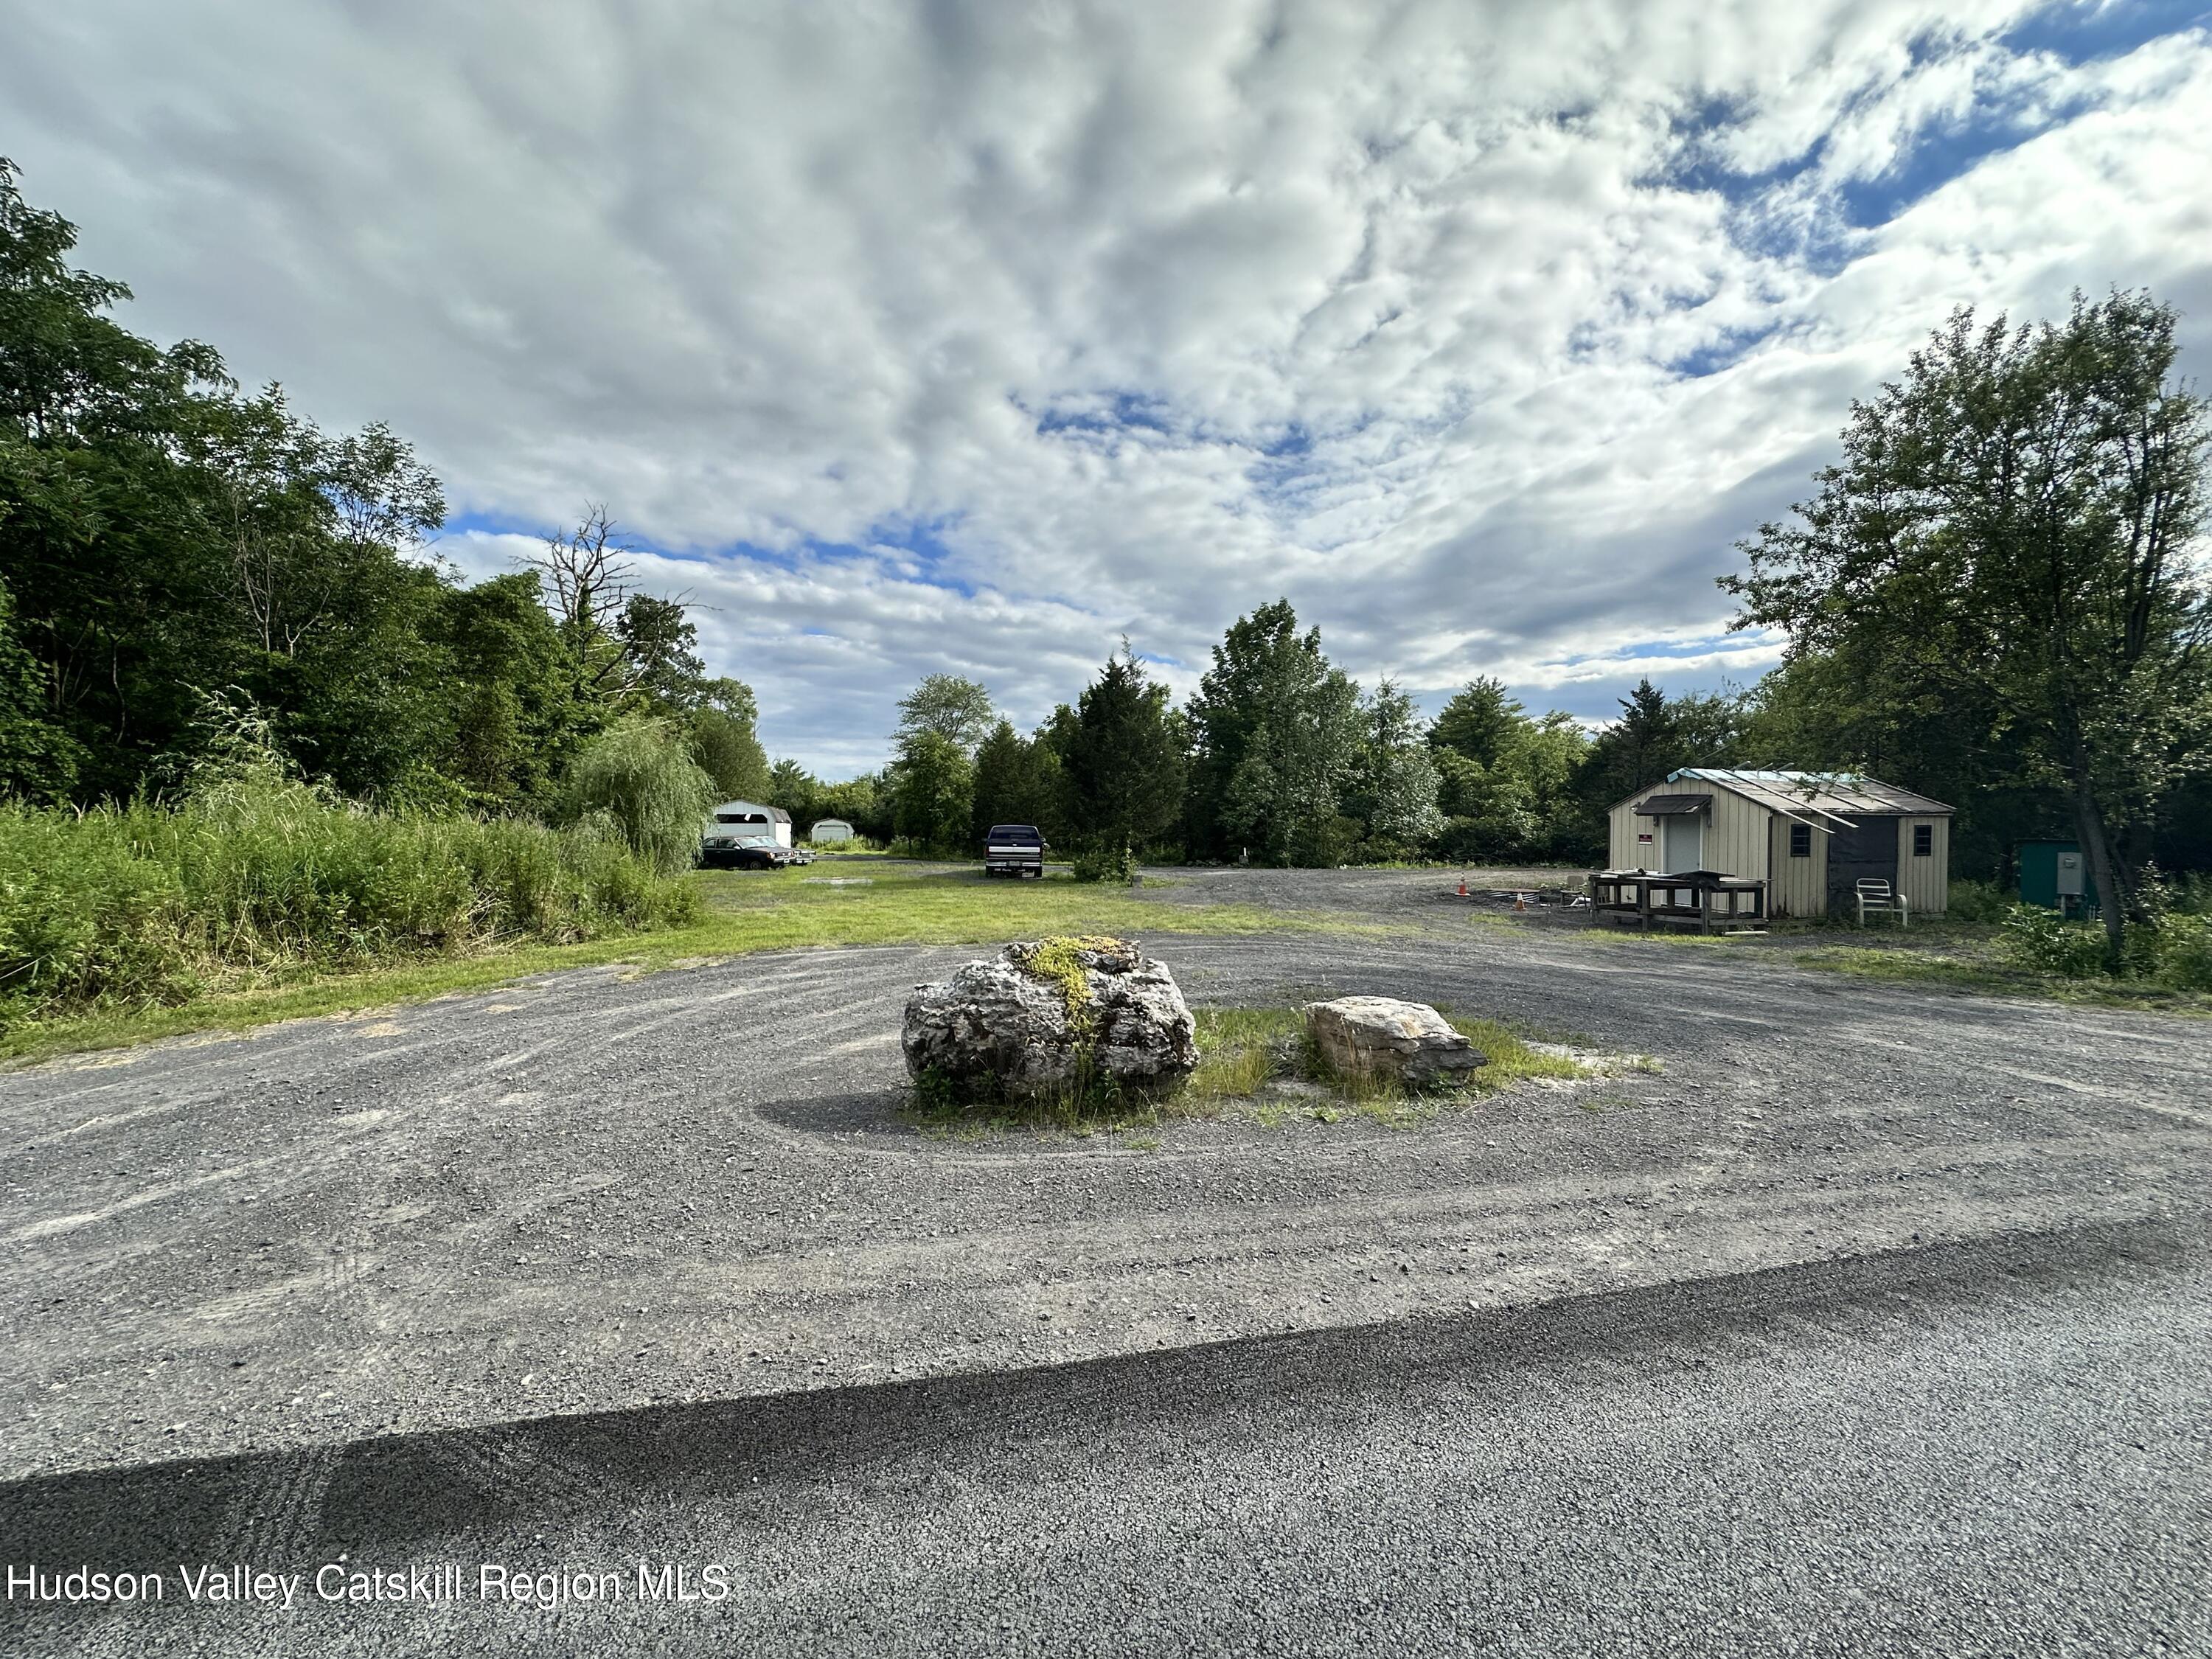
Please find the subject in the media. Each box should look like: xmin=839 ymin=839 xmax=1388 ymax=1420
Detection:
xmin=0 ymin=777 xmax=696 ymax=1026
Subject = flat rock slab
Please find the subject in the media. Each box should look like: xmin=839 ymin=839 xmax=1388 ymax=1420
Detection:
xmin=1304 ymin=995 xmax=1484 ymax=1088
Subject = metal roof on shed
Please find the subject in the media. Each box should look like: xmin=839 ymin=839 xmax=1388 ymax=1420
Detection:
xmin=709 ymin=799 xmax=791 ymax=821
xmin=1632 ymin=793 xmax=1713 ymax=815
xmin=1670 ymin=769 xmax=1952 ymax=819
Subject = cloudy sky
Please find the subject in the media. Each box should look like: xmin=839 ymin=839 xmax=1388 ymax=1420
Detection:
xmin=7 ymin=1 xmax=2211 ymax=773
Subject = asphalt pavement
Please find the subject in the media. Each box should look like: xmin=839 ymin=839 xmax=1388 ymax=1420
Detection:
xmin=4 ymin=1221 xmax=2205 ymax=1656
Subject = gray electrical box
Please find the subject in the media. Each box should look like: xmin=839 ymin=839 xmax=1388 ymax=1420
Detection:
xmin=2056 ymin=850 xmax=2084 ymax=897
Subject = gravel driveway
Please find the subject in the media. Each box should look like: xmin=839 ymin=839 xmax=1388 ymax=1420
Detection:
xmin=2 ymin=870 xmax=2206 ymax=1653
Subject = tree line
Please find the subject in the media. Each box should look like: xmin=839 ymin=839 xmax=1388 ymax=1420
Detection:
xmin=772 ymin=594 xmax=2212 ymax=889
xmin=6 ymin=162 xmax=2209 ymax=958
xmin=748 ymin=293 xmax=2212 ymax=939
xmin=0 ymin=161 xmax=768 ymax=821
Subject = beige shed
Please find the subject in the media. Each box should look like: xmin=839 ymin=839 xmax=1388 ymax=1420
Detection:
xmin=1605 ymin=769 xmax=1952 ymax=919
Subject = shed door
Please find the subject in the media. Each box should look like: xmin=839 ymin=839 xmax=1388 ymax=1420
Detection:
xmin=1826 ymin=816 xmax=1898 ymax=911
xmin=1660 ymin=813 xmax=1704 ymax=874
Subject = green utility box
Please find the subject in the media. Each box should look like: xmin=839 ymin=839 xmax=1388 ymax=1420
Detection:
xmin=2017 ymin=840 xmax=2097 ymax=911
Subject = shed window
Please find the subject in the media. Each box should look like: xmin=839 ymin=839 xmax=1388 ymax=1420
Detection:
xmin=1789 ymin=824 xmax=1811 ymax=858
xmin=1913 ymin=823 xmax=1933 ymax=858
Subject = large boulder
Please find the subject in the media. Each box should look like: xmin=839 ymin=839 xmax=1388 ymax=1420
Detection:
xmin=903 ymin=937 xmax=1198 ymax=1100
xmin=1303 ymin=996 xmax=1485 ymax=1089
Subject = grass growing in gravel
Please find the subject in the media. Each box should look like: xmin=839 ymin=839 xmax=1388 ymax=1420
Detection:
xmin=2 ymin=865 xmax=1377 ymax=1065
xmin=1304 ymin=1012 xmax=1594 ymax=1128
xmin=1796 ymin=942 xmax=2212 ymax=1014
xmin=1554 ymin=908 xmax=2211 ymax=1017
xmin=1203 ymin=1006 xmax=1596 ymax=1119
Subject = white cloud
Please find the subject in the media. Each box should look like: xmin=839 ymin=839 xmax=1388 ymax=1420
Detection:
xmin=5 ymin=0 xmax=2209 ymax=770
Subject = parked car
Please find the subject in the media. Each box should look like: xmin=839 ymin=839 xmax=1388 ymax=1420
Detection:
xmin=700 ymin=830 xmax=791 ymax=870
xmin=984 ymin=823 xmax=1048 ymax=878
xmin=701 ymin=799 xmax=814 ymax=869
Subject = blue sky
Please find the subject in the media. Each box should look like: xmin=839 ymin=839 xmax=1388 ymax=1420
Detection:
xmin=6 ymin=0 xmax=2211 ymax=773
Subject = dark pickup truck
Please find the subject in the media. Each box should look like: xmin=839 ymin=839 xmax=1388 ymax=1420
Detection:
xmin=984 ymin=824 xmax=1048 ymax=878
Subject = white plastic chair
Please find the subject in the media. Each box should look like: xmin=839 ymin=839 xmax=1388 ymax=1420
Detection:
xmin=1856 ymin=878 xmax=1909 ymax=928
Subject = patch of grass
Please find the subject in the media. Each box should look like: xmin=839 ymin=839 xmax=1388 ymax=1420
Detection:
xmin=1298 ymin=1011 xmax=1588 ymax=1102
xmin=1243 ymin=1004 xmax=1605 ymax=1128
xmin=1291 ymin=1014 xmax=1591 ymax=1129
xmin=1797 ymin=945 xmax=2212 ymax=1015
xmin=1441 ymin=1015 xmax=1592 ymax=1094
xmin=3 ymin=864 xmax=1377 ymax=1065
xmin=1575 ymin=1091 xmax=1641 ymax=1113
xmin=899 ymin=1001 xmax=1615 ymax=1142
xmin=1186 ymin=1006 xmax=1299 ymax=1103
xmin=1576 ymin=925 xmax=1771 ymax=948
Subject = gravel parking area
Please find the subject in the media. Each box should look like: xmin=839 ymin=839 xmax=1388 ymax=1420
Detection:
xmin=1 ymin=868 xmax=2206 ymax=1653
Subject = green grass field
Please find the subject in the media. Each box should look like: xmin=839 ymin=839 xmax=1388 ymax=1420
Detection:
xmin=1 ymin=866 xmax=1377 ymax=1065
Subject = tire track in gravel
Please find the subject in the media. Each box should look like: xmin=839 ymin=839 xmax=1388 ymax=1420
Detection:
xmin=5 ymin=916 xmax=2210 ymax=1483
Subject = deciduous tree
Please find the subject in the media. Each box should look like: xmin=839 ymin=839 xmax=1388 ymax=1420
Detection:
xmin=1188 ymin=600 xmax=1364 ymax=866
xmin=894 ymin=673 xmax=995 ymax=752
xmin=1725 ymin=293 xmax=2212 ymax=963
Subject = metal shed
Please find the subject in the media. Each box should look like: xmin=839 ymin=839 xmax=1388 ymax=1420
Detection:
xmin=1606 ymin=769 xmax=1953 ymax=918
xmin=706 ymin=800 xmax=793 ymax=849
xmin=810 ymin=818 xmax=855 ymax=844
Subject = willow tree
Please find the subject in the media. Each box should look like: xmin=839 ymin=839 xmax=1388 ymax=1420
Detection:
xmin=1725 ymin=292 xmax=2212 ymax=964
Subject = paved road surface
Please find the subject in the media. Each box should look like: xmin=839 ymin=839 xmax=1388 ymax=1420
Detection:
xmin=3 ymin=1221 xmax=2205 ymax=1655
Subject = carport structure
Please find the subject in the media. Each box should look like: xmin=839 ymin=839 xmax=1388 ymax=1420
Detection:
xmin=1606 ymin=769 xmax=1953 ymax=918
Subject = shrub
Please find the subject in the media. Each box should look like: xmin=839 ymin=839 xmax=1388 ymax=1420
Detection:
xmin=1947 ymin=878 xmax=2010 ymax=924
xmin=1998 ymin=904 xmax=2109 ymax=979
xmin=0 ymin=807 xmax=192 ymax=1010
xmin=1071 ymin=842 xmax=1138 ymax=884
xmin=2154 ymin=914 xmax=2212 ymax=991
xmin=2166 ymin=873 xmax=2212 ymax=917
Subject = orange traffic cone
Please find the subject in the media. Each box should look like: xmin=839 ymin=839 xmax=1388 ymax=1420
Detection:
xmin=1456 ymin=876 xmax=1468 ymax=897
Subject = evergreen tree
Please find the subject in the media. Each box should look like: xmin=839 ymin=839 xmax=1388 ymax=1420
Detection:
xmin=970 ymin=718 xmax=1068 ymax=845
xmin=1065 ymin=647 xmax=1184 ymax=858
xmin=1571 ymin=678 xmax=1742 ymax=838
xmin=1430 ymin=678 xmax=1524 ymax=769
